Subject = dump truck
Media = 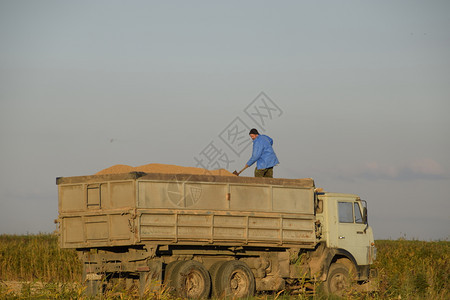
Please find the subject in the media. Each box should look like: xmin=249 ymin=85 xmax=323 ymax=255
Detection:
xmin=56 ymin=172 xmax=377 ymax=298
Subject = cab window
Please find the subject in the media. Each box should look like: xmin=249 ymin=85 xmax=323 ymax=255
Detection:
xmin=354 ymin=202 xmax=363 ymax=224
xmin=338 ymin=202 xmax=353 ymax=223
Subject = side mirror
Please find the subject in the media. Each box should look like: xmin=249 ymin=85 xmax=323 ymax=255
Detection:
xmin=361 ymin=200 xmax=369 ymax=233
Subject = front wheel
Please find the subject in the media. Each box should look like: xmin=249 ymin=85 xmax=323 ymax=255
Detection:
xmin=323 ymin=263 xmax=352 ymax=296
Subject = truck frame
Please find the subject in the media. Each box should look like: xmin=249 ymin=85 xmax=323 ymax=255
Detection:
xmin=56 ymin=172 xmax=376 ymax=297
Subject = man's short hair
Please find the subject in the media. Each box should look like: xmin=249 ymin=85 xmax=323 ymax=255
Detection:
xmin=249 ymin=128 xmax=259 ymax=135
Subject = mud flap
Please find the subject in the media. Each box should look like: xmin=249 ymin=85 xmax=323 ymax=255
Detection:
xmin=356 ymin=268 xmax=378 ymax=292
xmin=84 ymin=273 xmax=103 ymax=297
xmin=356 ymin=279 xmax=378 ymax=292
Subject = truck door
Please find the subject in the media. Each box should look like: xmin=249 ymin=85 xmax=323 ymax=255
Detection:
xmin=336 ymin=201 xmax=371 ymax=266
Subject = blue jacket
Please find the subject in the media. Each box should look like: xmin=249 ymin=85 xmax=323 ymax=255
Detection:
xmin=246 ymin=135 xmax=279 ymax=170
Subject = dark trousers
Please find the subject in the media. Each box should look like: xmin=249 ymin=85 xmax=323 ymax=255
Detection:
xmin=254 ymin=167 xmax=274 ymax=178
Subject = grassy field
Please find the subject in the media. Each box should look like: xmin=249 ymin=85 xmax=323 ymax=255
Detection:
xmin=0 ymin=234 xmax=448 ymax=299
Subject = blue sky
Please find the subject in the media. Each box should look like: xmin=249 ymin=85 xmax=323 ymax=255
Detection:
xmin=1 ymin=1 xmax=449 ymax=240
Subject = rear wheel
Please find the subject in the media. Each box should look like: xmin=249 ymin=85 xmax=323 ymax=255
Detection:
xmin=170 ymin=260 xmax=211 ymax=299
xmin=209 ymin=261 xmax=226 ymax=297
xmin=214 ymin=260 xmax=255 ymax=298
xmin=164 ymin=261 xmax=183 ymax=290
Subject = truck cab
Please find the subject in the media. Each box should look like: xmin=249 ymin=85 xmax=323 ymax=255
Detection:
xmin=315 ymin=192 xmax=377 ymax=292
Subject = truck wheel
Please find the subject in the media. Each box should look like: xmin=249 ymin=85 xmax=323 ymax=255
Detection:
xmin=209 ymin=261 xmax=226 ymax=297
xmin=215 ymin=260 xmax=255 ymax=298
xmin=324 ymin=263 xmax=351 ymax=296
xmin=164 ymin=261 xmax=183 ymax=285
xmin=170 ymin=260 xmax=211 ymax=299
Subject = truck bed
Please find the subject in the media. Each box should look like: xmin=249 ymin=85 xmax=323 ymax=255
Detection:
xmin=57 ymin=172 xmax=317 ymax=249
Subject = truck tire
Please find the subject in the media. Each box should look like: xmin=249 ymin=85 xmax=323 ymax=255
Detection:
xmin=209 ymin=261 xmax=226 ymax=297
xmin=323 ymin=263 xmax=351 ymax=296
xmin=214 ymin=260 xmax=255 ymax=298
xmin=170 ymin=260 xmax=211 ymax=299
xmin=164 ymin=261 xmax=183 ymax=284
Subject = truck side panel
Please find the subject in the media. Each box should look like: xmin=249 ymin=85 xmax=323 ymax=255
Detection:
xmin=138 ymin=210 xmax=315 ymax=247
xmin=58 ymin=174 xmax=316 ymax=249
xmin=137 ymin=180 xmax=314 ymax=214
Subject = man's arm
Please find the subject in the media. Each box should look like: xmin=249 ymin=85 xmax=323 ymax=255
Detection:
xmin=246 ymin=140 xmax=263 ymax=167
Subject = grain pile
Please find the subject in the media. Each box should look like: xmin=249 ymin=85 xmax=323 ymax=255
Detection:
xmin=95 ymin=163 xmax=235 ymax=176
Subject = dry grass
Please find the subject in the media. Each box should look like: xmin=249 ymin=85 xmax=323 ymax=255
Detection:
xmin=0 ymin=234 xmax=448 ymax=299
xmin=373 ymin=239 xmax=449 ymax=299
xmin=0 ymin=234 xmax=81 ymax=283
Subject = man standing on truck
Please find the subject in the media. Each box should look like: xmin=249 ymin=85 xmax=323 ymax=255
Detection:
xmin=244 ymin=128 xmax=279 ymax=178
